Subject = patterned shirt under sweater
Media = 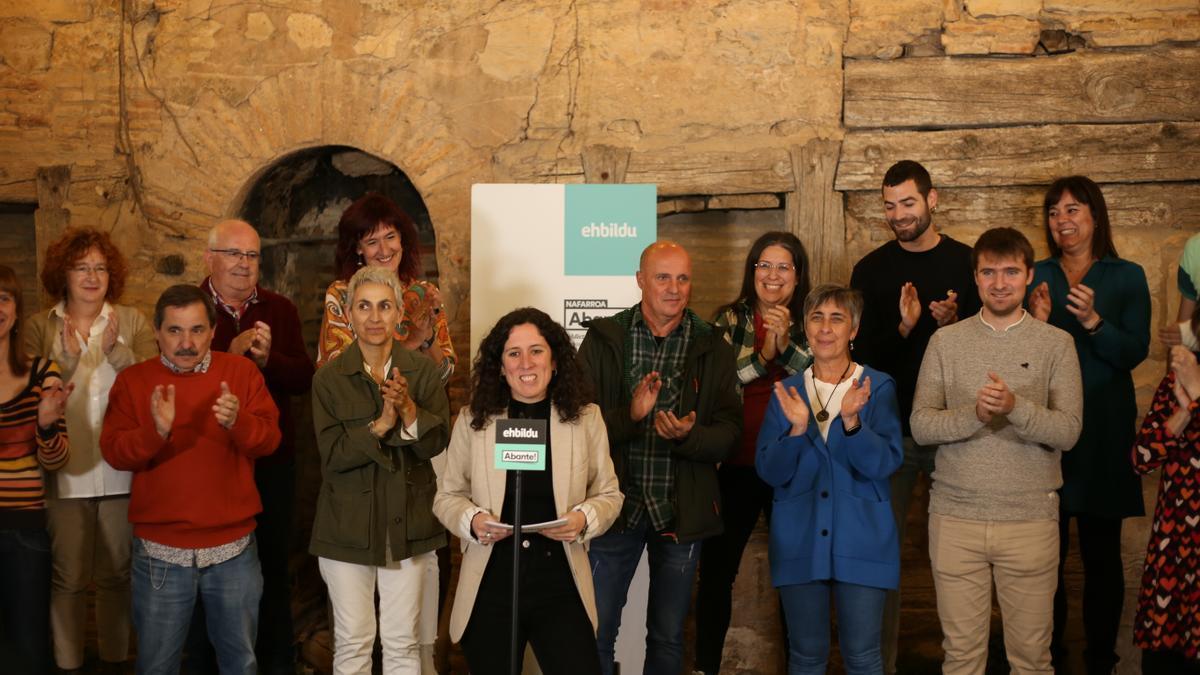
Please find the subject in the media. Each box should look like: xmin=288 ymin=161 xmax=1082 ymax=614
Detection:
xmin=141 ymin=351 xmax=250 ymax=568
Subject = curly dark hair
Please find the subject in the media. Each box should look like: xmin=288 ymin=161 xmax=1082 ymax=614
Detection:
xmin=40 ymin=228 xmax=129 ymax=302
xmin=333 ymin=192 xmax=422 ymax=283
xmin=469 ymin=307 xmax=593 ymax=430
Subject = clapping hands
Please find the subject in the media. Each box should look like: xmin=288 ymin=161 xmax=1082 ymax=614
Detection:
xmin=37 ymin=378 xmax=74 ymax=430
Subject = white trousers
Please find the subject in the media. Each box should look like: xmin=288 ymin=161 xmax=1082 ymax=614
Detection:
xmin=320 ymin=551 xmax=436 ymax=675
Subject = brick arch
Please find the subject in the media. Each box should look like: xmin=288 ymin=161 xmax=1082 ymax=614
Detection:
xmin=128 ymin=60 xmax=487 ymax=360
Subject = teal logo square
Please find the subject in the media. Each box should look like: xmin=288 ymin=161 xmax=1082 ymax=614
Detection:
xmin=564 ymin=184 xmax=657 ymax=276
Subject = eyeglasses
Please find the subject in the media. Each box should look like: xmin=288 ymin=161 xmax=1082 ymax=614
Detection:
xmin=753 ymin=261 xmax=795 ymax=274
xmin=70 ymin=264 xmax=109 ymax=276
xmin=209 ymin=248 xmax=261 ymax=262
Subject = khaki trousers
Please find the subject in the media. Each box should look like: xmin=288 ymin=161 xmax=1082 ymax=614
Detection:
xmin=928 ymin=513 xmax=1058 ymax=675
xmin=46 ymin=496 xmax=133 ymax=668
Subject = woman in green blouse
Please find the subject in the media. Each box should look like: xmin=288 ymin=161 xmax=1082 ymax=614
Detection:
xmin=1028 ymin=175 xmax=1150 ymax=674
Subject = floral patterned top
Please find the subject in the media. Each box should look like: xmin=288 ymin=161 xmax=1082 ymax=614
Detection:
xmin=1131 ymin=371 xmax=1200 ymax=660
xmin=317 ymin=278 xmax=455 ymax=383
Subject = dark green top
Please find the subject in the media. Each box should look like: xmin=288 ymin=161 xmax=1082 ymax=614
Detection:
xmin=309 ymin=340 xmax=450 ymax=565
xmin=577 ymin=305 xmax=742 ymax=542
xmin=1030 ymin=256 xmax=1150 ymax=518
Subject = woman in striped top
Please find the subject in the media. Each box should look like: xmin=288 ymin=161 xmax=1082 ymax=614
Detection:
xmin=0 ymin=264 xmax=71 ymax=675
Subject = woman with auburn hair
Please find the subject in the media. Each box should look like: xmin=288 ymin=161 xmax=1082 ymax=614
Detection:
xmin=316 ymin=193 xmax=456 ymax=671
xmin=695 ymin=230 xmax=812 ymax=674
xmin=0 ymin=264 xmax=72 ymax=675
xmin=1027 ymin=175 xmax=1150 ymax=673
xmin=434 ymin=307 xmax=622 ymax=675
xmin=317 ymin=192 xmax=456 ymax=381
xmin=25 ymin=228 xmax=156 ymax=672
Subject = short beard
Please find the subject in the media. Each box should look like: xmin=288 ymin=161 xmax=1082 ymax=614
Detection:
xmin=888 ymin=210 xmax=933 ymax=243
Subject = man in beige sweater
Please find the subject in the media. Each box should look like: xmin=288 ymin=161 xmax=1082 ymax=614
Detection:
xmin=911 ymin=227 xmax=1083 ymax=675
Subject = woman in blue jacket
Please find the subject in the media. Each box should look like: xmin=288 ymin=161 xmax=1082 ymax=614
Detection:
xmin=756 ymin=284 xmax=904 ymax=675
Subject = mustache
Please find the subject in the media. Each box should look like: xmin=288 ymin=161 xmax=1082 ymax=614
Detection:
xmin=888 ymin=217 xmax=918 ymax=227
xmin=174 ymin=348 xmax=199 ymax=357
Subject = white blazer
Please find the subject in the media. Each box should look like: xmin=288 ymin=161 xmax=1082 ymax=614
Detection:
xmin=433 ymin=403 xmax=623 ymax=642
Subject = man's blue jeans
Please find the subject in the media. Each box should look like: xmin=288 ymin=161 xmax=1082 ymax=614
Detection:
xmin=780 ymin=580 xmax=887 ymax=675
xmin=588 ymin=519 xmax=701 ymax=675
xmin=131 ymin=538 xmax=262 ymax=675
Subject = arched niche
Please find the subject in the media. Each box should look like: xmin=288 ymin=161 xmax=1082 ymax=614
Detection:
xmin=233 ymin=145 xmax=439 ymax=355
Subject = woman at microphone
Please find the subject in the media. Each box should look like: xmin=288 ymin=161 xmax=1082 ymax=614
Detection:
xmin=434 ymin=307 xmax=622 ymax=675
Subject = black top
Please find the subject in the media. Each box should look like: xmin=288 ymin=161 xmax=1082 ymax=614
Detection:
xmin=849 ymin=235 xmax=979 ymax=435
xmin=479 ymin=397 xmax=572 ymax=601
xmin=499 ymin=398 xmax=558 ymax=526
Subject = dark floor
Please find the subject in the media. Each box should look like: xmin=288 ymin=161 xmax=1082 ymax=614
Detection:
xmin=32 ymin=475 xmax=1155 ymax=674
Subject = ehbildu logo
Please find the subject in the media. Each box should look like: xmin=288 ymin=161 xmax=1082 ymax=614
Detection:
xmin=495 ymin=418 xmax=548 ymax=471
xmin=563 ymin=184 xmax=655 ymax=276
xmin=502 ymin=427 xmax=539 ymax=439
xmin=581 ymin=222 xmax=638 ymax=238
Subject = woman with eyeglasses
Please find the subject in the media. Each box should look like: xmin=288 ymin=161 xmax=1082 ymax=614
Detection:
xmin=1 ymin=264 xmax=72 ymax=675
xmin=24 ymin=228 xmax=156 ymax=672
xmin=317 ymin=193 xmax=456 ymax=382
xmin=693 ymin=231 xmax=812 ymax=675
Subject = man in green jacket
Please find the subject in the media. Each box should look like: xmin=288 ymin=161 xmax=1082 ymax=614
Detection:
xmin=578 ymin=241 xmax=741 ymax=675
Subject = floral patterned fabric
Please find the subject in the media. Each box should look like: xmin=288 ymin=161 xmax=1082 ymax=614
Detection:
xmin=317 ymin=278 xmax=455 ymax=383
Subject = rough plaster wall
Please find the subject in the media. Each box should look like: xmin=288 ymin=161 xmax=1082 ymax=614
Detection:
xmin=1 ymin=4 xmax=1199 ymax=669
xmin=1 ymin=0 xmax=1193 ymax=329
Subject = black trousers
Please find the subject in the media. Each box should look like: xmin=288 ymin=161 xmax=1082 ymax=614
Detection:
xmin=1052 ymin=511 xmax=1124 ymax=674
xmin=693 ymin=464 xmax=779 ymax=674
xmin=0 ymin=527 xmax=52 ymax=675
xmin=1142 ymin=649 xmax=1200 ymax=674
xmin=461 ymin=536 xmax=599 ymax=675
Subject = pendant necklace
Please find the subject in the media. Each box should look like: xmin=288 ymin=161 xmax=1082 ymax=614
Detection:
xmin=812 ymin=361 xmax=853 ymax=423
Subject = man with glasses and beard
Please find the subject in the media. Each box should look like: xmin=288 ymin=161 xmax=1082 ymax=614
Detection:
xmin=849 ymin=160 xmax=979 ymax=674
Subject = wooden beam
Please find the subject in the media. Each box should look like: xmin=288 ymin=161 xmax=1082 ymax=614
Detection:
xmin=788 ymin=139 xmax=846 ymax=284
xmin=835 ymin=122 xmax=1200 ymax=191
xmin=707 ymin=193 xmax=781 ymax=210
xmin=845 ymin=48 xmax=1200 ymax=129
xmin=34 ymin=165 xmax=72 ymax=307
xmin=511 ymin=147 xmax=795 ymax=196
xmin=580 ymin=145 xmax=631 ymax=183
xmin=846 ymin=183 xmax=1200 ymax=242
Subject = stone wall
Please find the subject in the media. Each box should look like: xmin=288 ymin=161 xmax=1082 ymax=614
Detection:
xmin=3 ymin=1 xmax=1194 ymax=363
xmin=2 ymin=1 xmax=1199 ymax=672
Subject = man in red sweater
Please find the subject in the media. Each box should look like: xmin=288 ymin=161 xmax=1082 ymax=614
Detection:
xmin=101 ymin=284 xmax=280 ymax=675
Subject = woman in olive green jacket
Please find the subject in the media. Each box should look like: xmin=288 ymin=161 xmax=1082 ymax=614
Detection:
xmin=309 ymin=266 xmax=450 ymax=675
